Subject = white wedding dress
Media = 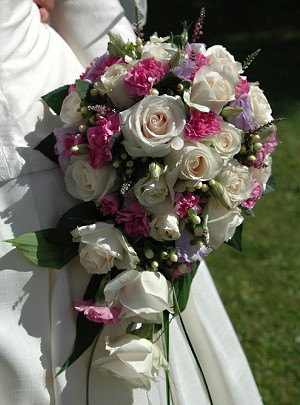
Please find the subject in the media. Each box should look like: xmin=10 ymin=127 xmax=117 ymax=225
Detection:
xmin=0 ymin=1 xmax=263 ymax=404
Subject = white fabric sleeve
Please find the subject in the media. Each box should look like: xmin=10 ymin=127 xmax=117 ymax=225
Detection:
xmin=51 ymin=0 xmax=137 ymax=67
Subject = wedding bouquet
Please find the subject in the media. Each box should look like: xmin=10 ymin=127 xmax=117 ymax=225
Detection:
xmin=8 ymin=10 xmax=279 ymax=391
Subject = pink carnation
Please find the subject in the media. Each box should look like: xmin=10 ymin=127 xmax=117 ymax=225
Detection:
xmin=116 ymin=201 xmax=150 ymax=237
xmin=255 ymin=132 xmax=277 ymax=167
xmin=172 ymin=262 xmax=194 ymax=279
xmin=74 ymin=299 xmax=121 ymax=325
xmin=175 ymin=192 xmax=201 ymax=218
xmin=87 ymin=112 xmax=120 ymax=168
xmin=99 ymin=194 xmax=120 ymax=216
xmin=235 ymin=78 xmax=250 ymax=98
xmin=124 ymin=58 xmax=168 ymax=96
xmin=241 ymin=180 xmax=264 ymax=209
xmin=185 ymin=109 xmax=223 ymax=141
xmin=64 ymin=134 xmax=83 ymax=156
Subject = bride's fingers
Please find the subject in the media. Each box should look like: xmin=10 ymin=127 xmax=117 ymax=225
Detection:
xmin=34 ymin=0 xmax=55 ymax=22
xmin=34 ymin=0 xmax=55 ymax=12
xmin=38 ymin=7 xmax=50 ymax=23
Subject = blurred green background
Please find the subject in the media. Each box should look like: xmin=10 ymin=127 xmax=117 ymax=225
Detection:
xmin=144 ymin=1 xmax=300 ymax=403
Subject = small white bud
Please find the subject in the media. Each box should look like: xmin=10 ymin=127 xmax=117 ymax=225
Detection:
xmin=79 ymin=124 xmax=88 ymax=133
xmin=145 ymin=249 xmax=154 ymax=259
xmin=112 ymin=161 xmax=120 ymax=169
xmin=192 ymin=215 xmax=201 ymax=225
xmin=150 ymin=88 xmax=159 ymax=96
xmin=161 ymin=251 xmax=168 ymax=259
xmin=126 ymin=160 xmax=134 ymax=168
xmin=254 ymin=143 xmax=262 ymax=151
xmin=151 ymin=261 xmax=159 ymax=270
xmin=247 ymin=155 xmax=256 ymax=162
xmin=90 ymin=88 xmax=98 ymax=97
xmin=252 ymin=134 xmax=261 ymax=143
xmin=170 ymin=253 xmax=178 ymax=263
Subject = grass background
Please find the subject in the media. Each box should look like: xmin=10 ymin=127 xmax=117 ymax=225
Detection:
xmin=143 ymin=1 xmax=300 ymax=403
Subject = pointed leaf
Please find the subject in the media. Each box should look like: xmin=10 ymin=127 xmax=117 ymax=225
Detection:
xmin=34 ymin=133 xmax=58 ymax=163
xmin=6 ymin=230 xmax=78 ymax=269
xmin=225 ymin=223 xmax=243 ymax=251
xmin=42 ymin=84 xmax=70 ymax=115
xmin=56 ymin=274 xmax=104 ymax=376
xmin=47 ymin=201 xmax=103 ymax=246
xmin=173 ymin=263 xmax=198 ymax=314
xmin=75 ymin=80 xmax=91 ymax=99
xmin=263 ymin=174 xmax=276 ymax=195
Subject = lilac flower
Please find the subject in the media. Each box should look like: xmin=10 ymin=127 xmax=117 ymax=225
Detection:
xmin=175 ymin=228 xmax=212 ymax=263
xmin=172 ymin=59 xmax=196 ymax=81
xmin=227 ymin=93 xmax=256 ymax=132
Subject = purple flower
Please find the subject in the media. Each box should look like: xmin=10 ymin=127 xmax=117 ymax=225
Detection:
xmin=227 ymin=94 xmax=256 ymax=131
xmin=175 ymin=228 xmax=212 ymax=263
xmin=172 ymin=59 xmax=196 ymax=81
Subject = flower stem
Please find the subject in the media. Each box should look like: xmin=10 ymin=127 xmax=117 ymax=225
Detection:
xmin=173 ymin=288 xmax=213 ymax=405
xmin=178 ymin=312 xmax=214 ymax=405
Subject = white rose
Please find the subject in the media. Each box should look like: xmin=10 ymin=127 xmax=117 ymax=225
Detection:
xmin=149 ymin=212 xmax=180 ymax=242
xmin=65 ymin=156 xmax=117 ymax=201
xmin=141 ymin=39 xmax=175 ymax=64
xmin=204 ymin=197 xmax=243 ymax=249
xmin=134 ymin=166 xmax=177 ymax=215
xmin=203 ymin=122 xmax=243 ymax=163
xmin=249 ymin=85 xmax=273 ymax=126
xmin=120 ymin=95 xmax=185 ymax=158
xmin=60 ymin=91 xmax=82 ymax=124
xmin=71 ymin=223 xmax=139 ymax=274
xmin=190 ymin=63 xmax=238 ymax=114
xmin=104 ymin=269 xmax=172 ymax=322
xmin=205 ymin=45 xmax=243 ymax=76
xmin=251 ymin=154 xmax=272 ymax=189
xmin=100 ymin=63 xmax=134 ymax=110
xmin=216 ymin=160 xmax=254 ymax=205
xmin=164 ymin=142 xmax=223 ymax=188
xmin=93 ymin=334 xmax=168 ymax=390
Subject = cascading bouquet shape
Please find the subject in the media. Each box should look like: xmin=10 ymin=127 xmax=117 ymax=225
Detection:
xmin=7 ymin=9 xmax=280 ymax=390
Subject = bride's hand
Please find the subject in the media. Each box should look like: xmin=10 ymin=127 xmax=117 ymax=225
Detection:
xmin=34 ymin=0 xmax=55 ymax=23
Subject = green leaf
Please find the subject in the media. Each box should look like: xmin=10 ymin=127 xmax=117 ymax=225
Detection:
xmin=56 ymin=274 xmax=104 ymax=377
xmin=263 ymin=174 xmax=276 ymax=195
xmin=47 ymin=201 xmax=103 ymax=246
xmin=172 ymin=263 xmax=198 ymax=315
xmin=42 ymin=84 xmax=70 ymax=115
xmin=34 ymin=133 xmax=58 ymax=163
xmin=242 ymin=207 xmax=255 ymax=217
xmin=6 ymin=230 xmax=78 ymax=269
xmin=155 ymin=71 xmax=191 ymax=96
xmin=75 ymin=80 xmax=91 ymax=99
xmin=225 ymin=223 xmax=243 ymax=251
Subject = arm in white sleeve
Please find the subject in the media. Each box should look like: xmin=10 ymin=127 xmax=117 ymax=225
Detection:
xmin=51 ymin=0 xmax=137 ymax=67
